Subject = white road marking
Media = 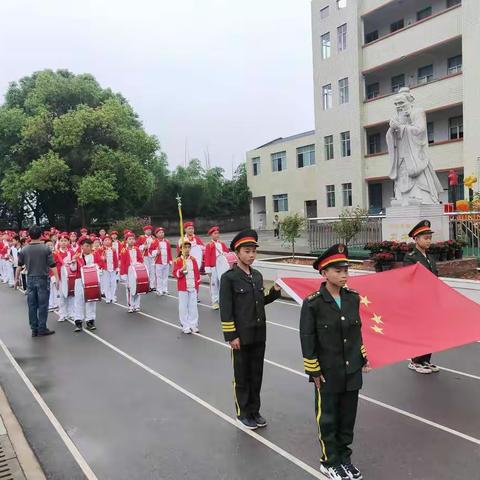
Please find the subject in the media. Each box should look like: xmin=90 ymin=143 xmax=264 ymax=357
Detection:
xmin=0 ymin=338 xmax=99 ymax=480
xmin=62 ymin=319 xmax=326 ymax=479
xmin=111 ymin=301 xmax=480 ymax=447
xmin=437 ymin=366 xmax=480 ymax=381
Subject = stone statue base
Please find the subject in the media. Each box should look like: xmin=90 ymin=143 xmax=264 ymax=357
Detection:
xmin=382 ymin=203 xmax=449 ymax=242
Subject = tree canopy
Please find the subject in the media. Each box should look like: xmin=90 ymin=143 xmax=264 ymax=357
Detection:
xmin=0 ymin=69 xmax=250 ymax=229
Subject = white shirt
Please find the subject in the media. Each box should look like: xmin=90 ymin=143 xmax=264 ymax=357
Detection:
xmin=129 ymin=248 xmax=137 ymax=266
xmin=185 ymin=258 xmax=195 ymax=291
xmin=83 ymin=253 xmax=94 ymax=266
xmin=105 ymin=248 xmax=114 ymax=272
xmin=158 ymin=240 xmax=168 ymax=265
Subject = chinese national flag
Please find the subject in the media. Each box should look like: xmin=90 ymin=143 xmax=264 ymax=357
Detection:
xmin=277 ymin=264 xmax=480 ymax=368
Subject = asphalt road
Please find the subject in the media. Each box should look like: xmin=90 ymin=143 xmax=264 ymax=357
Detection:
xmin=0 ymin=279 xmax=479 ymax=480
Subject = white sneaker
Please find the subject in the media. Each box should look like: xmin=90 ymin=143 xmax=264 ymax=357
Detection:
xmin=128 ymin=307 xmax=134 ymax=313
xmin=192 ymin=326 xmax=199 ymax=333
xmin=57 ymin=317 xmax=66 ymax=322
xmin=134 ymin=307 xmax=140 ymax=312
xmin=319 ymin=464 xmax=350 ymax=480
xmin=408 ymin=361 xmax=432 ymax=374
xmin=423 ymin=361 xmax=440 ymax=373
xmin=212 ymin=303 xmax=219 ymax=310
xmin=182 ymin=328 xmax=192 ymax=334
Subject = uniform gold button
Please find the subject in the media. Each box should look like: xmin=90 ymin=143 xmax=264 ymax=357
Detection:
xmin=341 ymin=316 xmax=345 ymax=321
xmin=346 ymin=361 xmax=349 ymax=366
xmin=344 ymin=339 xmax=347 ymax=343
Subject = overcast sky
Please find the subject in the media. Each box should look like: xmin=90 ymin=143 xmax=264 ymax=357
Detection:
xmin=0 ymin=0 xmax=314 ymax=174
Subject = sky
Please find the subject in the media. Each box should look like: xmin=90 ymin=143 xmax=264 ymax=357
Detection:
xmin=0 ymin=0 xmax=314 ymax=175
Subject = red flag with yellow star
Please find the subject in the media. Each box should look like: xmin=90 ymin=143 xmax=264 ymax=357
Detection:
xmin=277 ymin=264 xmax=480 ymax=368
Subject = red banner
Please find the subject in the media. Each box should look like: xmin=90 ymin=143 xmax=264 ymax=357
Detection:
xmin=277 ymin=264 xmax=480 ymax=368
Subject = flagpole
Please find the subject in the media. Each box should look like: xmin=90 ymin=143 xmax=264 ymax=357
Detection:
xmin=176 ymin=193 xmax=186 ymax=268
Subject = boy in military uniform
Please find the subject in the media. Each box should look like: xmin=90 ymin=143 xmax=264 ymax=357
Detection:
xmin=300 ymin=244 xmax=370 ymax=480
xmin=403 ymin=219 xmax=439 ymax=374
xmin=219 ymin=229 xmax=281 ymax=430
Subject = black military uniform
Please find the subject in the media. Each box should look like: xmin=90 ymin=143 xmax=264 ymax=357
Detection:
xmin=403 ymin=220 xmax=438 ymax=366
xmin=300 ymin=244 xmax=367 ymax=472
xmin=219 ymin=230 xmax=280 ymax=423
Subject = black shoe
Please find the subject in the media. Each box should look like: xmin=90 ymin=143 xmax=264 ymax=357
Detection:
xmin=74 ymin=321 xmax=82 ymax=332
xmin=38 ymin=329 xmax=55 ymax=336
xmin=31 ymin=331 xmax=38 ymax=337
xmin=86 ymin=320 xmax=96 ymax=331
xmin=252 ymin=413 xmax=267 ymax=428
xmin=236 ymin=416 xmax=258 ymax=430
xmin=342 ymin=463 xmax=363 ymax=480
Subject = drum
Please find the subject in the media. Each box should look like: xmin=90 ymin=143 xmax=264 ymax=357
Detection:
xmin=81 ymin=265 xmax=101 ymax=302
xmin=190 ymin=244 xmax=203 ymax=271
xmin=215 ymin=254 xmax=230 ymax=278
xmin=128 ymin=264 xmax=149 ymax=296
xmin=60 ymin=266 xmax=76 ymax=298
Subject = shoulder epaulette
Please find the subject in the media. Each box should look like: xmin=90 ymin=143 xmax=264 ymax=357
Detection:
xmin=407 ymin=251 xmax=416 ymax=256
xmin=307 ymin=290 xmax=321 ymax=302
xmin=343 ymin=286 xmax=359 ymax=295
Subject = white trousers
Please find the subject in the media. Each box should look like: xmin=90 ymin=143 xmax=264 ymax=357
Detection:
xmin=0 ymin=260 xmax=8 ymax=282
xmin=49 ymin=277 xmax=58 ymax=309
xmin=210 ymin=267 xmax=222 ymax=304
xmin=102 ymin=270 xmax=117 ymax=302
xmin=74 ymin=278 xmax=96 ymax=321
xmin=58 ymin=294 xmax=75 ymax=319
xmin=126 ymin=287 xmax=141 ymax=309
xmin=6 ymin=263 xmax=15 ymax=286
xmin=155 ymin=264 xmax=170 ymax=294
xmin=144 ymin=257 xmax=155 ymax=288
xmin=178 ymin=290 xmax=198 ymax=330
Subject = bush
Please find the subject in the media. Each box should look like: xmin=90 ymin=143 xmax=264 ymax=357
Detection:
xmin=332 ymin=207 xmax=368 ymax=246
xmin=109 ymin=216 xmax=152 ymax=236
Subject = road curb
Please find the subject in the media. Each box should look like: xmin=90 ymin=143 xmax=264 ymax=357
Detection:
xmin=0 ymin=385 xmax=46 ymax=480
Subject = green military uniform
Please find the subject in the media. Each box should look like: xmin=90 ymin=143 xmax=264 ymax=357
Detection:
xmin=220 ymin=231 xmax=281 ymax=419
xmin=403 ymin=219 xmax=438 ymax=365
xmin=300 ymin=245 xmax=367 ymax=470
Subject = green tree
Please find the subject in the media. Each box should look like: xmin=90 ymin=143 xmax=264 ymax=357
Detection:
xmin=332 ymin=207 xmax=369 ymax=246
xmin=280 ymin=213 xmax=307 ymax=258
xmin=0 ymin=69 xmax=159 ymax=227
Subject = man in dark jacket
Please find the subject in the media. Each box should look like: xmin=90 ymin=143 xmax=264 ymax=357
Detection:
xmin=219 ymin=229 xmax=281 ymax=430
xmin=300 ymin=244 xmax=370 ymax=480
xmin=403 ymin=219 xmax=439 ymax=374
xmin=15 ymin=226 xmax=58 ymax=337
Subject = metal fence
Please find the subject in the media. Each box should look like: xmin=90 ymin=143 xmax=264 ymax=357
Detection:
xmin=448 ymin=212 xmax=480 ymax=258
xmin=307 ymin=216 xmax=383 ymax=252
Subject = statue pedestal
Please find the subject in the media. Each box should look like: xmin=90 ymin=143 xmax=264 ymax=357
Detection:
xmin=382 ymin=204 xmax=449 ymax=242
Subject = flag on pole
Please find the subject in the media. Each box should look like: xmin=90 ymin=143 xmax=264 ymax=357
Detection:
xmin=276 ymin=264 xmax=480 ymax=368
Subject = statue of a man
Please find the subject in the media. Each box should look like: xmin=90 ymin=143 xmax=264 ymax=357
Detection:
xmin=386 ymin=87 xmax=443 ymax=205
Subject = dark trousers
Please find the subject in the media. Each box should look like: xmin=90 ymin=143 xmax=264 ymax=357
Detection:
xmin=315 ymin=387 xmax=359 ymax=468
xmin=26 ymin=276 xmax=50 ymax=334
xmin=412 ymin=353 xmax=432 ymax=364
xmin=231 ymin=342 xmax=265 ymax=417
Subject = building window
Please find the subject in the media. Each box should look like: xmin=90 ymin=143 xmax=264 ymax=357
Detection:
xmin=447 ymin=0 xmax=461 ymax=7
xmin=320 ymin=6 xmax=329 ymax=19
xmin=324 ymin=135 xmax=334 ymax=160
xmin=326 ymin=185 xmax=336 ymax=208
xmin=322 ymin=84 xmax=333 ymax=110
xmin=337 ymin=24 xmax=347 ymax=51
xmin=366 ymin=82 xmax=380 ymax=100
xmin=342 ymin=183 xmax=353 ymax=207
xmin=339 ymin=77 xmax=349 ymax=104
xmin=449 ymin=116 xmax=463 ymax=140
xmin=252 ymin=157 xmax=260 ymax=176
xmin=391 ymin=74 xmax=405 ymax=93
xmin=427 ymin=122 xmax=434 ymax=144
xmin=271 ymin=151 xmax=287 ymax=172
xmin=337 ymin=0 xmax=347 ymax=9
xmin=390 ymin=19 xmax=404 ymax=32
xmin=340 ymin=131 xmax=351 ymax=157
xmin=448 ymin=55 xmax=462 ymax=75
xmin=321 ymin=32 xmax=331 ymax=59
xmin=368 ymin=133 xmax=381 ymax=155
xmin=418 ymin=64 xmax=433 ymax=84
xmin=365 ymin=30 xmax=378 ymax=44
xmin=273 ymin=194 xmax=288 ymax=213
xmin=417 ymin=7 xmax=432 ymax=21
xmin=297 ymin=145 xmax=316 ymax=168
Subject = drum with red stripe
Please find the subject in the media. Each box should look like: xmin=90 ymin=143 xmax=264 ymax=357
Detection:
xmin=60 ymin=266 xmax=76 ymax=298
xmin=81 ymin=265 xmax=101 ymax=302
xmin=128 ymin=264 xmax=149 ymax=296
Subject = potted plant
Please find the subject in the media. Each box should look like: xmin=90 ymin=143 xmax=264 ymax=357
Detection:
xmin=436 ymin=242 xmax=448 ymax=262
xmin=397 ymin=242 xmax=410 ymax=262
xmin=372 ymin=252 xmax=395 ymax=272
